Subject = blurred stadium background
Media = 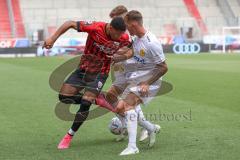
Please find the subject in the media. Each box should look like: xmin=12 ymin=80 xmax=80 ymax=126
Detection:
xmin=0 ymin=0 xmax=240 ymax=56
xmin=0 ymin=1 xmax=240 ymax=160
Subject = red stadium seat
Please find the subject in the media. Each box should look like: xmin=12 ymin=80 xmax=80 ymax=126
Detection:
xmin=11 ymin=0 xmax=26 ymax=38
xmin=183 ymin=0 xmax=208 ymax=35
xmin=0 ymin=0 xmax=12 ymax=39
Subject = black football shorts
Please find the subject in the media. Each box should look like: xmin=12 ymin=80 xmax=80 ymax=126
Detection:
xmin=65 ymin=68 xmax=108 ymax=94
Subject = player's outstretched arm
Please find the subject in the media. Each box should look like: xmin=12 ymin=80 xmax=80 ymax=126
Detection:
xmin=138 ymin=61 xmax=168 ymax=97
xmin=144 ymin=61 xmax=168 ymax=85
xmin=43 ymin=21 xmax=78 ymax=49
xmin=113 ymin=47 xmax=133 ymax=63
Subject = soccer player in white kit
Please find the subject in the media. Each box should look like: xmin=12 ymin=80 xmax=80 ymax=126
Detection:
xmin=96 ymin=8 xmax=167 ymax=155
xmin=113 ymin=10 xmax=168 ymax=156
xmin=103 ymin=6 xmax=158 ymax=143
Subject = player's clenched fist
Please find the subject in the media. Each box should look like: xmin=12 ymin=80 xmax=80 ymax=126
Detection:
xmin=43 ymin=37 xmax=55 ymax=49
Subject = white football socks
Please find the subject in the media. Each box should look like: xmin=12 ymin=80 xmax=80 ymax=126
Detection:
xmin=125 ymin=109 xmax=138 ymax=149
xmin=135 ymin=105 xmax=155 ymax=133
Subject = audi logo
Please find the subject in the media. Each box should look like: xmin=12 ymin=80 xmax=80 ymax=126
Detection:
xmin=173 ymin=43 xmax=201 ymax=54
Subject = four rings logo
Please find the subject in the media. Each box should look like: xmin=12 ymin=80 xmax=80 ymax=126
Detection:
xmin=173 ymin=43 xmax=201 ymax=54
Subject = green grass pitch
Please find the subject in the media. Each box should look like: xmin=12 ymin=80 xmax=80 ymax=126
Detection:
xmin=0 ymin=53 xmax=240 ymax=160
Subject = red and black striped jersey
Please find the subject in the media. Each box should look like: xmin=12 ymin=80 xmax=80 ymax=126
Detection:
xmin=77 ymin=21 xmax=131 ymax=74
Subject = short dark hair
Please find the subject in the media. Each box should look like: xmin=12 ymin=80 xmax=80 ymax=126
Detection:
xmin=110 ymin=17 xmax=126 ymax=31
xmin=125 ymin=10 xmax=143 ymax=25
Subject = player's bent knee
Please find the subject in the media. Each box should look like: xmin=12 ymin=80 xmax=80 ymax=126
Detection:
xmin=59 ymin=94 xmax=73 ymax=104
xmin=115 ymin=100 xmax=126 ymax=114
xmin=58 ymin=94 xmax=82 ymax=104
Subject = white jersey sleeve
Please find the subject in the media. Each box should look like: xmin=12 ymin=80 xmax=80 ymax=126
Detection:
xmin=148 ymin=37 xmax=165 ymax=64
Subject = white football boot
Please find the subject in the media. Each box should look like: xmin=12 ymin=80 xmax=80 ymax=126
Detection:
xmin=148 ymin=124 xmax=161 ymax=147
xmin=119 ymin=146 xmax=139 ymax=156
xmin=139 ymin=128 xmax=149 ymax=142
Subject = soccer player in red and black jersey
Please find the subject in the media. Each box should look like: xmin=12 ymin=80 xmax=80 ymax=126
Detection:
xmin=43 ymin=17 xmax=130 ymax=149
